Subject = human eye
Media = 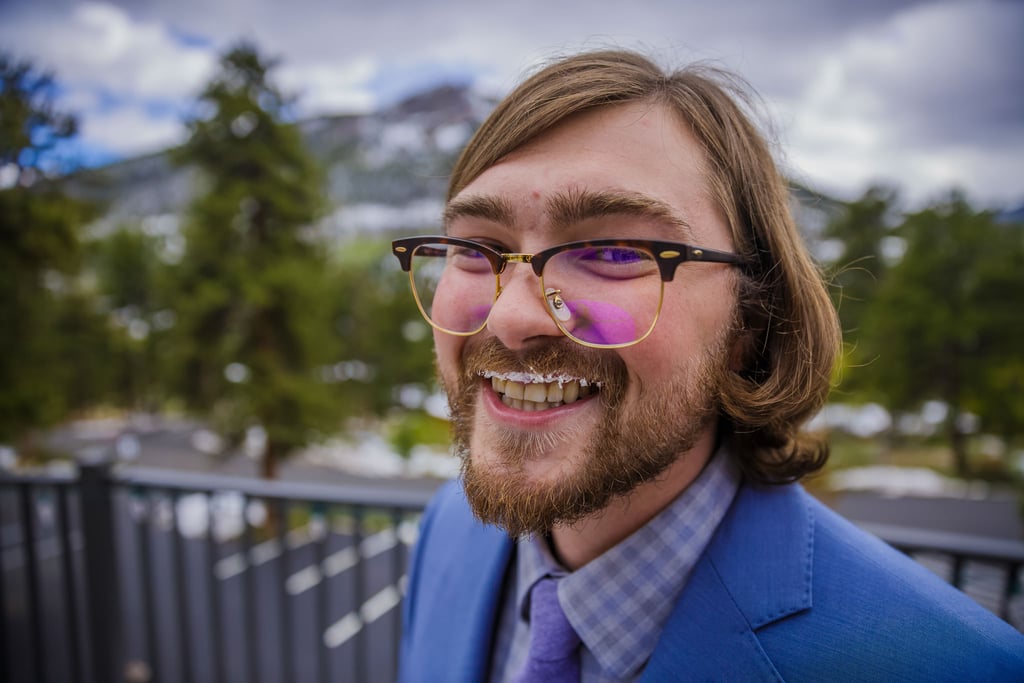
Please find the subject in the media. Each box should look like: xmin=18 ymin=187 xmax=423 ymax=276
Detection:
xmin=448 ymin=243 xmax=493 ymax=272
xmin=568 ymin=245 xmax=656 ymax=278
xmin=587 ymin=247 xmax=648 ymax=263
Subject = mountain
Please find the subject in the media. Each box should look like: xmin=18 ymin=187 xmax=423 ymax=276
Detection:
xmin=60 ymin=83 xmax=495 ymax=240
xmin=996 ymin=204 xmax=1024 ymax=225
xmin=59 ymin=83 xmax=841 ymax=242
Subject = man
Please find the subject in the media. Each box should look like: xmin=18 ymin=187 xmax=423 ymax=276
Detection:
xmin=393 ymin=50 xmax=1024 ymax=681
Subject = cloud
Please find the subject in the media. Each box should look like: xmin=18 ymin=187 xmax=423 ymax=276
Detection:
xmin=0 ymin=0 xmax=1020 ymax=207
xmin=79 ymin=104 xmax=185 ymax=156
xmin=0 ymin=2 xmax=216 ymax=156
xmin=277 ymin=57 xmax=379 ymax=115
xmin=771 ymin=0 xmax=1023 ymax=205
xmin=2 ymin=2 xmax=216 ymax=100
xmin=839 ymin=0 xmax=1024 ymax=146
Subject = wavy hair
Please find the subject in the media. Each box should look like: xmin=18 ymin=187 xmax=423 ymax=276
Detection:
xmin=447 ymin=50 xmax=841 ymax=484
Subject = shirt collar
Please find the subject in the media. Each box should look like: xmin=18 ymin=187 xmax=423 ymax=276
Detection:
xmin=514 ymin=446 xmax=741 ymax=678
xmin=514 ymin=528 xmax=566 ymax=620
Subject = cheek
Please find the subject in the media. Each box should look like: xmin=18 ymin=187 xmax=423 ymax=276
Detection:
xmin=433 ymin=330 xmax=463 ymax=387
xmin=621 ymin=285 xmax=734 ymax=389
xmin=661 ymin=274 xmax=737 ymax=344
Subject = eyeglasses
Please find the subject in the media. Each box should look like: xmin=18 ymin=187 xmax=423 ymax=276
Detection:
xmin=391 ymin=236 xmax=746 ymax=349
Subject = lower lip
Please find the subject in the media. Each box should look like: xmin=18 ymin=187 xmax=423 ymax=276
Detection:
xmin=479 ymin=379 xmax=597 ymax=427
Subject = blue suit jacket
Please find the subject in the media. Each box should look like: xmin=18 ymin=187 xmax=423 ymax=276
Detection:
xmin=400 ymin=480 xmax=1024 ymax=681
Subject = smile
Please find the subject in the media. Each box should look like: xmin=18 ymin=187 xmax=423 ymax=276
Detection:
xmin=480 ymin=371 xmax=600 ymax=412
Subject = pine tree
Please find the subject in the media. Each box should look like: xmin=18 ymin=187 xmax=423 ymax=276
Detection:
xmin=860 ymin=193 xmax=1024 ymax=475
xmin=0 ymin=54 xmax=97 ymax=449
xmin=169 ymin=42 xmax=337 ymax=478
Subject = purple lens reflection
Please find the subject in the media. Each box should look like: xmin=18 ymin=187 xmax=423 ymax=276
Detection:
xmin=465 ymin=303 xmax=492 ymax=331
xmin=563 ymin=299 xmax=637 ymax=345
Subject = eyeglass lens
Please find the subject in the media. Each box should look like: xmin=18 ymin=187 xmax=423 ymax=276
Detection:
xmin=408 ymin=242 xmax=663 ymax=346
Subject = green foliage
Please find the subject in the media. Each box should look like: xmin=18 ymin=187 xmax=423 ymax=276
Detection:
xmin=0 ymin=54 xmax=99 ymax=445
xmin=166 ymin=42 xmax=339 ymax=476
xmin=387 ymin=410 xmax=450 ymax=459
xmin=0 ymin=47 xmax=443 ymax=462
xmin=89 ymin=225 xmax=168 ymax=410
xmin=822 ymin=185 xmax=899 ymax=396
xmin=0 ymin=53 xmax=77 ymax=176
xmin=845 ymin=192 xmax=1024 ymax=474
xmin=328 ymin=236 xmax=437 ymax=418
xmin=93 ymin=226 xmax=161 ymax=310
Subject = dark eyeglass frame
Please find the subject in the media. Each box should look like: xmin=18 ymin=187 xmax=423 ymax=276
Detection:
xmin=391 ymin=235 xmax=747 ymax=348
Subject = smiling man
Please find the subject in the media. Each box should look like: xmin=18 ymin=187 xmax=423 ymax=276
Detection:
xmin=394 ymin=50 xmax=1024 ymax=682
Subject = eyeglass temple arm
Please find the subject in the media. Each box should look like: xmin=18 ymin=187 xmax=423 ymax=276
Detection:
xmin=658 ymin=244 xmax=747 ymax=281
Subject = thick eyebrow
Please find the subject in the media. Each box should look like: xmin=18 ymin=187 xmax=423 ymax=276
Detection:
xmin=547 ymin=188 xmax=694 ymax=236
xmin=443 ymin=187 xmax=694 ymax=238
xmin=443 ymin=194 xmax=515 ymax=232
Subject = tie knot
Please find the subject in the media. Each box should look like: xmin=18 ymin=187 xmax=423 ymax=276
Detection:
xmin=512 ymin=576 xmax=581 ymax=682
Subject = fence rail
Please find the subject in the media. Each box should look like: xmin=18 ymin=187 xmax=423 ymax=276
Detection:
xmin=1 ymin=459 xmax=436 ymax=683
xmin=2 ymin=461 xmax=1023 ymax=682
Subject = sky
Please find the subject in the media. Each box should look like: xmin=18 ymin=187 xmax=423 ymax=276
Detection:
xmin=1 ymin=0 xmax=1021 ymax=209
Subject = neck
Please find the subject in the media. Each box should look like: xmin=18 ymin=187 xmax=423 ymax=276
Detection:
xmin=549 ymin=428 xmax=718 ymax=570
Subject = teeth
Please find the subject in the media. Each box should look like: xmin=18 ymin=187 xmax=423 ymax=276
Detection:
xmin=488 ymin=374 xmax=598 ymax=411
xmin=523 ymin=383 xmax=548 ymax=402
xmin=505 ymin=381 xmax=525 ymax=400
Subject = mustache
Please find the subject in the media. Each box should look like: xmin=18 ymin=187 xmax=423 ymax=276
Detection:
xmin=459 ymin=336 xmax=629 ymax=403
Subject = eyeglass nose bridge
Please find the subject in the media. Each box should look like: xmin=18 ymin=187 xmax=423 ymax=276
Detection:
xmin=490 ymin=253 xmax=571 ymax=338
xmin=499 ymin=252 xmax=534 ymax=269
xmin=494 ymin=252 xmax=543 ymax=294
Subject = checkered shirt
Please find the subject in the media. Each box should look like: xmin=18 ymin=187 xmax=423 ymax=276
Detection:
xmin=489 ymin=448 xmax=741 ymax=682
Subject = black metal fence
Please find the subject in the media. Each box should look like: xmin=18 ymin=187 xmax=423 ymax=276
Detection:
xmin=2 ymin=461 xmax=1023 ymax=683
xmin=0 ymin=459 xmax=436 ymax=683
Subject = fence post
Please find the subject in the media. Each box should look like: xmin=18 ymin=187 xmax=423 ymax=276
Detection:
xmin=79 ymin=455 xmax=121 ymax=683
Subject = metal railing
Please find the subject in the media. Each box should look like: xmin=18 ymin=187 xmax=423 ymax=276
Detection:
xmin=2 ymin=461 xmax=1022 ymax=682
xmin=1 ymin=459 xmax=437 ymax=683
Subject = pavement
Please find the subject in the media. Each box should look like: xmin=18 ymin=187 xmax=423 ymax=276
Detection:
xmin=832 ymin=490 xmax=1023 ymax=541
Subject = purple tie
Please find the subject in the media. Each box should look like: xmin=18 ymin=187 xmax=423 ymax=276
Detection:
xmin=513 ymin=577 xmax=581 ymax=683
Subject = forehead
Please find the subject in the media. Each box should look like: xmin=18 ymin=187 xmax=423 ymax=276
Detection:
xmin=447 ymin=101 xmax=727 ymax=246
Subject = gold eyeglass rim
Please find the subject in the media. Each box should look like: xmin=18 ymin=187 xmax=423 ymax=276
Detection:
xmin=391 ymin=235 xmax=746 ymax=349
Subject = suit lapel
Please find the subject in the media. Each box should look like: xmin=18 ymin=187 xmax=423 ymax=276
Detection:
xmin=642 ymin=483 xmax=815 ymax=681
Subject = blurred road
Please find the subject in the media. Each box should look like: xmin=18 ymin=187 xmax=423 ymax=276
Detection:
xmin=41 ymin=413 xmax=448 ymax=496
xmin=834 ymin=490 xmax=1023 ymax=541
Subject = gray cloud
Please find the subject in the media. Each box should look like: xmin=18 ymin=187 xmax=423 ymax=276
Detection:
xmin=839 ymin=0 xmax=1024 ymax=146
xmin=0 ymin=0 xmax=1020 ymax=206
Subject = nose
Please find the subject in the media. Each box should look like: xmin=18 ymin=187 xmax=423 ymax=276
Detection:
xmin=485 ymin=264 xmax=564 ymax=350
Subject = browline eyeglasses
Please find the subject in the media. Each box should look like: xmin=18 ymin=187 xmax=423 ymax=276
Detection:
xmin=391 ymin=236 xmax=746 ymax=349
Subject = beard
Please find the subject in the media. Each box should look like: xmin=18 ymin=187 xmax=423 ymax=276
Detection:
xmin=444 ymin=328 xmax=734 ymax=538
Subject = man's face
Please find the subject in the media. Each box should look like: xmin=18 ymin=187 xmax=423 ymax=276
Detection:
xmin=437 ymin=102 xmax=740 ymax=536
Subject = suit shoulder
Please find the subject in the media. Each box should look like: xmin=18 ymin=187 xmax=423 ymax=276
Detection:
xmin=412 ymin=478 xmax=508 ymax=566
xmin=765 ymin=488 xmax=1024 ymax=679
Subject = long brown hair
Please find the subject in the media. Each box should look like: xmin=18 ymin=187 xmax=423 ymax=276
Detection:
xmin=448 ymin=50 xmax=841 ymax=484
